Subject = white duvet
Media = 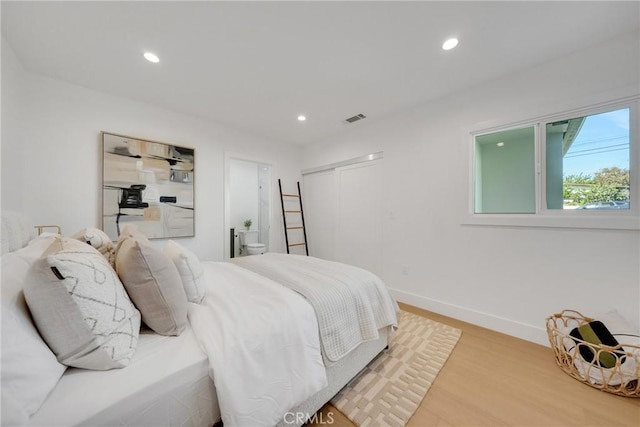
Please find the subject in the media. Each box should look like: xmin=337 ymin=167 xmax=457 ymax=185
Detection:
xmin=188 ymin=262 xmax=327 ymax=427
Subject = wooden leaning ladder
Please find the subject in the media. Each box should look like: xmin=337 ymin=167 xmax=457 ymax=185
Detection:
xmin=278 ymin=179 xmax=309 ymax=255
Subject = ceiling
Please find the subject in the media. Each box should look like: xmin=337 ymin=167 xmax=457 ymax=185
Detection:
xmin=2 ymin=1 xmax=639 ymax=145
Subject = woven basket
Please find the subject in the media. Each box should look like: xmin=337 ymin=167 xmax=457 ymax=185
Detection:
xmin=546 ymin=309 xmax=640 ymax=398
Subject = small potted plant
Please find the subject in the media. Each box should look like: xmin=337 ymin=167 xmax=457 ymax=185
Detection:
xmin=243 ymin=219 xmax=252 ymax=230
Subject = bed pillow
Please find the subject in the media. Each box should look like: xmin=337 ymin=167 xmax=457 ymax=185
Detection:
xmin=1 ymin=243 xmax=67 ymax=424
xmin=72 ymin=227 xmax=116 ymax=268
xmin=116 ymin=237 xmax=188 ymax=336
xmin=163 ymin=240 xmax=206 ymax=303
xmin=23 ymin=237 xmax=141 ymax=370
xmin=1 ymin=210 xmax=34 ymax=255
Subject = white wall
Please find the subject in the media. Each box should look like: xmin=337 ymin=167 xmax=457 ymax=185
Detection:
xmin=1 ymin=38 xmax=302 ymax=261
xmin=301 ymin=32 xmax=640 ymax=345
xmin=1 ymin=38 xmax=26 ymax=212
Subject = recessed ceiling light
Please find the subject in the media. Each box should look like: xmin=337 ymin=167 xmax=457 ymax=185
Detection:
xmin=497 ymin=142 xmax=505 ymax=147
xmin=442 ymin=38 xmax=459 ymax=51
xmin=144 ymin=52 xmax=160 ymax=63
xmin=297 ymin=115 xmax=307 ymax=122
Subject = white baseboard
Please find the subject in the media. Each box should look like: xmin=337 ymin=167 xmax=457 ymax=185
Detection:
xmin=390 ymin=287 xmax=549 ymax=347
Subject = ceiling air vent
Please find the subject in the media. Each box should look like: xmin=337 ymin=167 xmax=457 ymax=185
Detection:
xmin=345 ymin=113 xmax=367 ymax=124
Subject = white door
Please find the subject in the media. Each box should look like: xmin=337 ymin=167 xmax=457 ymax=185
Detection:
xmin=302 ymin=169 xmax=336 ymax=260
xmin=334 ymin=159 xmax=383 ymax=276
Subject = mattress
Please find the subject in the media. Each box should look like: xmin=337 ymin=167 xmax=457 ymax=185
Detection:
xmin=28 ymin=326 xmax=219 ymax=427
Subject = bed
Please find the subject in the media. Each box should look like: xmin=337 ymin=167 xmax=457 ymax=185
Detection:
xmin=1 ymin=211 xmax=398 ymax=427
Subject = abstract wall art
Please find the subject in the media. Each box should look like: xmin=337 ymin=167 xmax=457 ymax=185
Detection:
xmin=102 ymin=132 xmax=194 ymax=240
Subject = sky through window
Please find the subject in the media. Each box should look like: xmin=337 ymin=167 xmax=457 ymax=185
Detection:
xmin=563 ymin=109 xmax=629 ymax=177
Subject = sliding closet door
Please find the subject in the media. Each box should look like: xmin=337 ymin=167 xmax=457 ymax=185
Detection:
xmin=303 ymin=157 xmax=383 ymax=276
xmin=334 ymin=159 xmax=383 ymax=276
xmin=303 ymin=169 xmax=336 ymax=260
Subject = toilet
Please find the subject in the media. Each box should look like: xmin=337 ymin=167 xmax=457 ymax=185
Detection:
xmin=238 ymin=230 xmax=265 ymax=256
xmin=246 ymin=243 xmax=265 ymax=256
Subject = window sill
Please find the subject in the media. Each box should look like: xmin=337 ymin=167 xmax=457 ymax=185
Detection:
xmin=461 ymin=213 xmax=640 ymax=231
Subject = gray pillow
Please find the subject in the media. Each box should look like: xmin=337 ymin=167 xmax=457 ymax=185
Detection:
xmin=23 ymin=237 xmax=141 ymax=370
xmin=116 ymin=237 xmax=188 ymax=336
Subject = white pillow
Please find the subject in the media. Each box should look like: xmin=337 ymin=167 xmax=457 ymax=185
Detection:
xmin=1 ymin=242 xmax=66 ymax=423
xmin=163 ymin=240 xmax=205 ymax=303
xmin=72 ymin=227 xmax=116 ymax=268
xmin=14 ymin=234 xmax=59 ymax=264
xmin=1 ymin=210 xmax=34 ymax=255
xmin=23 ymin=237 xmax=141 ymax=370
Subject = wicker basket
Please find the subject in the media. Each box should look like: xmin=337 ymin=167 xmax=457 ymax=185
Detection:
xmin=546 ymin=310 xmax=640 ymax=398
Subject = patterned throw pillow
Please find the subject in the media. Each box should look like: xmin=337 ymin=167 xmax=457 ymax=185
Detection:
xmin=23 ymin=237 xmax=141 ymax=370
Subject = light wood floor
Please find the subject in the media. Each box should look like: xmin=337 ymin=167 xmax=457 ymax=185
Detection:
xmin=309 ymin=303 xmax=640 ymax=427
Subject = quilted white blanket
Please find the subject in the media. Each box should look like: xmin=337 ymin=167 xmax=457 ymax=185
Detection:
xmin=188 ymin=262 xmax=327 ymax=427
xmin=231 ymin=254 xmax=398 ymax=362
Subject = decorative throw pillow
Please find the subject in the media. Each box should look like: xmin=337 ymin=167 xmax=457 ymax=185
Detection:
xmin=72 ymin=227 xmax=116 ymax=268
xmin=116 ymin=237 xmax=188 ymax=336
xmin=23 ymin=237 xmax=141 ymax=370
xmin=163 ymin=240 xmax=206 ymax=303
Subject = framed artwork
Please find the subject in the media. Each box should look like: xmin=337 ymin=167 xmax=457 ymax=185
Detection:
xmin=102 ymin=132 xmax=194 ymax=240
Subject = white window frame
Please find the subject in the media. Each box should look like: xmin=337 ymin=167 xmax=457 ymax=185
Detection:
xmin=465 ymin=97 xmax=639 ymax=230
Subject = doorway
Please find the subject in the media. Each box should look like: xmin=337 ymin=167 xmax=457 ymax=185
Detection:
xmin=224 ymin=155 xmax=271 ymax=259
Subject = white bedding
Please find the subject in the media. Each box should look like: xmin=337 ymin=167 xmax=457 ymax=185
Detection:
xmin=2 ymin=211 xmax=392 ymax=427
xmin=231 ymin=253 xmax=398 ymax=362
xmin=188 ymin=262 xmax=327 ymax=427
xmin=28 ymin=327 xmax=218 ymax=427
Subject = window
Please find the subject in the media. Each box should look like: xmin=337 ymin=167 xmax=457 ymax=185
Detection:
xmin=546 ymin=108 xmax=630 ymax=210
xmin=474 ymin=126 xmax=536 ymax=214
xmin=470 ymin=99 xmax=638 ymax=229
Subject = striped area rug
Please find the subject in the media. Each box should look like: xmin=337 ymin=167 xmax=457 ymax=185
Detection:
xmin=330 ymin=310 xmax=462 ymax=427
